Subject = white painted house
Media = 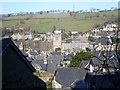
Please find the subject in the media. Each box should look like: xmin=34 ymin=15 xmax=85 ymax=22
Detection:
xmin=11 ymin=32 xmax=33 ymax=40
xmin=53 ymin=29 xmax=62 ymax=34
xmin=102 ymin=24 xmax=118 ymax=31
xmin=71 ymin=31 xmax=78 ymax=34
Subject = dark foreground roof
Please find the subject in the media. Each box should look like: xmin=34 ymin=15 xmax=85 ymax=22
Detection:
xmin=85 ymin=72 xmax=120 ymax=88
xmin=71 ymin=80 xmax=88 ymax=89
xmin=1 ymin=38 xmax=35 ymax=72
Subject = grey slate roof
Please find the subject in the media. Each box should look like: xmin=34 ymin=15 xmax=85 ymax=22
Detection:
xmin=92 ymin=51 xmax=120 ymax=68
xmin=1 ymin=38 xmax=35 ymax=72
xmin=85 ymin=72 xmax=120 ymax=88
xmin=64 ymin=54 xmax=73 ymax=61
xmin=33 ymin=55 xmax=64 ymax=72
xmin=94 ymin=38 xmax=111 ymax=45
xmin=81 ymin=61 xmax=90 ymax=70
xmin=29 ymin=49 xmax=39 ymax=55
xmin=92 ymin=57 xmax=103 ymax=65
xmin=32 ymin=60 xmax=47 ymax=71
xmin=35 ymin=55 xmax=44 ymax=60
xmin=71 ymin=80 xmax=88 ymax=89
xmin=55 ymin=68 xmax=86 ymax=87
xmin=50 ymin=52 xmax=61 ymax=56
xmin=47 ymin=55 xmax=64 ymax=73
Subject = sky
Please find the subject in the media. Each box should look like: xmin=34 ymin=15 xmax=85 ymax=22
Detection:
xmin=1 ymin=0 xmax=120 ymax=14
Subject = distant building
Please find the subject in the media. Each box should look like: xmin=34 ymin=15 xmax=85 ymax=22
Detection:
xmin=46 ymin=33 xmax=53 ymax=42
xmin=91 ymin=28 xmax=101 ymax=33
xmin=62 ymin=43 xmax=93 ymax=52
xmin=53 ymin=29 xmax=62 ymax=34
xmin=84 ymin=51 xmax=120 ymax=73
xmin=11 ymin=32 xmax=33 ymax=40
xmin=93 ymin=38 xmax=114 ymax=51
xmin=71 ymin=31 xmax=78 ymax=35
xmin=93 ymin=33 xmax=105 ymax=38
xmin=103 ymin=24 xmax=118 ymax=31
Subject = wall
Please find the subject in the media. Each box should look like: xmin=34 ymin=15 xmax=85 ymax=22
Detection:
xmin=52 ymin=76 xmax=62 ymax=89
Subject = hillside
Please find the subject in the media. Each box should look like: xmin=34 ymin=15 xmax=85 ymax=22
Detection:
xmin=2 ymin=10 xmax=118 ymax=33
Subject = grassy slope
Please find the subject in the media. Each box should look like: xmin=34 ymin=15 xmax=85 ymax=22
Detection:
xmin=2 ymin=10 xmax=118 ymax=33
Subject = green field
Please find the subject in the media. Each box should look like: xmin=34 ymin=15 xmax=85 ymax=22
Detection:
xmin=2 ymin=10 xmax=118 ymax=33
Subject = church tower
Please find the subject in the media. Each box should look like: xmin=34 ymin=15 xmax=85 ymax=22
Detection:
xmin=52 ymin=29 xmax=62 ymax=51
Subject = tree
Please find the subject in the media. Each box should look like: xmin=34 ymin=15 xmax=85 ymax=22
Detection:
xmin=86 ymin=48 xmax=91 ymax=52
xmin=69 ymin=12 xmax=73 ymax=16
xmin=69 ymin=51 xmax=93 ymax=67
xmin=88 ymin=36 xmax=96 ymax=42
xmin=111 ymin=37 xmax=120 ymax=44
xmin=55 ymin=48 xmax=61 ymax=52
xmin=97 ymin=36 xmax=108 ymax=41
xmin=19 ymin=20 xmax=25 ymax=24
xmin=53 ymin=26 xmax=56 ymax=30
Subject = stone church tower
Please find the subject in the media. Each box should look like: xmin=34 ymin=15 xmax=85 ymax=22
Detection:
xmin=52 ymin=30 xmax=62 ymax=51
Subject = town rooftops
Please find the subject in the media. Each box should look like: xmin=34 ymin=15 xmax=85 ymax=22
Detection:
xmin=92 ymin=51 xmax=120 ymax=68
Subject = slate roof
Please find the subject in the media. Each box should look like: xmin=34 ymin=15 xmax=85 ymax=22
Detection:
xmin=29 ymin=49 xmax=39 ymax=55
xmin=35 ymin=55 xmax=44 ymax=60
xmin=47 ymin=55 xmax=64 ymax=73
xmin=1 ymin=38 xmax=35 ymax=72
xmin=38 ymin=33 xmax=46 ymax=34
xmin=72 ymin=39 xmax=81 ymax=41
xmin=48 ymin=55 xmax=64 ymax=61
xmin=33 ymin=55 xmax=64 ymax=72
xmin=81 ymin=61 xmax=90 ymax=70
xmin=64 ymin=54 xmax=73 ymax=61
xmin=92 ymin=51 xmax=120 ymax=68
xmin=71 ymin=80 xmax=88 ymax=89
xmin=32 ymin=60 xmax=47 ymax=71
xmin=91 ymin=57 xmax=103 ymax=66
xmin=94 ymin=38 xmax=111 ymax=45
xmin=55 ymin=68 xmax=86 ymax=87
xmin=85 ymin=72 xmax=120 ymax=88
xmin=50 ymin=52 xmax=61 ymax=56
xmin=95 ymin=33 xmax=105 ymax=36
